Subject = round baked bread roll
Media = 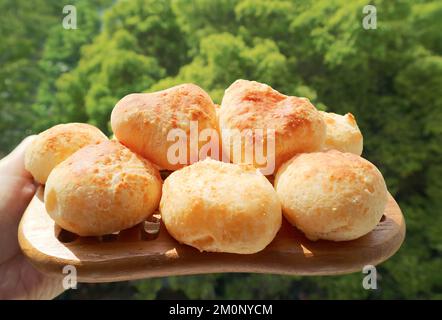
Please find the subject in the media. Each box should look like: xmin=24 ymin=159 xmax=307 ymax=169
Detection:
xmin=25 ymin=123 xmax=108 ymax=184
xmin=275 ymin=150 xmax=388 ymax=241
xmin=320 ymin=111 xmax=363 ymax=155
xmin=219 ymin=80 xmax=326 ymax=174
xmin=111 ymin=84 xmax=219 ymax=171
xmin=160 ymin=158 xmax=282 ymax=254
xmin=44 ymin=140 xmax=162 ymax=236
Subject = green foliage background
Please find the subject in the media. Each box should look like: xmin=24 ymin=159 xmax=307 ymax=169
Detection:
xmin=1 ymin=0 xmax=441 ymax=299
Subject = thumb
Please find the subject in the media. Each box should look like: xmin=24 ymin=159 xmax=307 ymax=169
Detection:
xmin=0 ymin=135 xmax=37 ymax=179
xmin=0 ymin=136 xmax=38 ymax=264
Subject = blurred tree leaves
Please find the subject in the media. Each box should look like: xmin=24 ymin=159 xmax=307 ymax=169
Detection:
xmin=32 ymin=0 xmax=113 ymax=131
xmin=0 ymin=0 xmax=61 ymax=156
xmin=1 ymin=0 xmax=441 ymax=299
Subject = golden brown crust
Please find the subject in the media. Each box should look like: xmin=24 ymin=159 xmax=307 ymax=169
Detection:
xmin=24 ymin=123 xmax=108 ymax=184
xmin=44 ymin=140 xmax=162 ymax=236
xmin=320 ymin=111 xmax=363 ymax=155
xmin=219 ymin=80 xmax=326 ymax=173
xmin=111 ymin=84 xmax=219 ymax=170
xmin=275 ymin=150 xmax=388 ymax=241
xmin=160 ymin=159 xmax=282 ymax=254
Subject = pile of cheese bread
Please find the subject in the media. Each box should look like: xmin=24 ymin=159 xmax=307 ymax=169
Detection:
xmin=24 ymin=80 xmax=388 ymax=254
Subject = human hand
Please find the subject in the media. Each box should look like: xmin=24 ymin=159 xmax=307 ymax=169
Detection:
xmin=0 ymin=136 xmax=64 ymax=299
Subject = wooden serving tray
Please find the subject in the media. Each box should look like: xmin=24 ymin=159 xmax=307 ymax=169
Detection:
xmin=18 ymin=187 xmax=405 ymax=283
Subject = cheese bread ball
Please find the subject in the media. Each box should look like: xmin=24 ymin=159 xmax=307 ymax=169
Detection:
xmin=275 ymin=150 xmax=388 ymax=241
xmin=25 ymin=123 xmax=108 ymax=184
xmin=44 ymin=140 xmax=162 ymax=236
xmin=111 ymin=84 xmax=219 ymax=171
xmin=160 ymin=159 xmax=282 ymax=254
xmin=320 ymin=111 xmax=363 ymax=155
xmin=219 ymin=80 xmax=326 ymax=174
